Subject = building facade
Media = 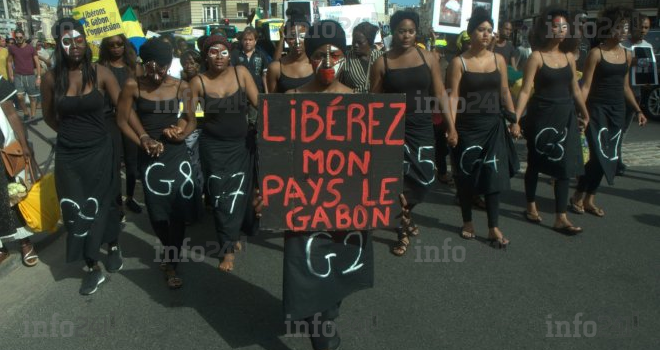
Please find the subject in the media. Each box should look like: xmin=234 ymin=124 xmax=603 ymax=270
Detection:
xmin=57 ymin=0 xmax=75 ymax=19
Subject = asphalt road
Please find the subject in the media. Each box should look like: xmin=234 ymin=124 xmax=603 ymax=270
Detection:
xmin=0 ymin=113 xmax=658 ymax=350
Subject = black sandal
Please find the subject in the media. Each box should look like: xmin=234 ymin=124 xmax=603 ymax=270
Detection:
xmin=164 ymin=267 xmax=182 ymax=289
xmin=391 ymin=232 xmax=410 ymax=257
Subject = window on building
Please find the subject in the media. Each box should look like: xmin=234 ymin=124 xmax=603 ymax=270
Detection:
xmin=204 ymin=5 xmax=219 ymax=22
xmin=270 ymin=3 xmax=278 ymax=17
xmin=237 ymin=3 xmax=249 ymax=18
xmin=161 ymin=11 xmax=170 ymax=22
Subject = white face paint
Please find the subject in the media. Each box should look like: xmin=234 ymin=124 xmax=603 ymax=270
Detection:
xmin=61 ymin=30 xmax=83 ymax=56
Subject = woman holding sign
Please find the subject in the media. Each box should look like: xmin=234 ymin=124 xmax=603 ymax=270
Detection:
xmin=189 ymin=35 xmax=259 ymax=272
xmin=514 ymin=6 xmax=588 ymax=235
xmin=275 ymin=19 xmax=373 ymax=350
xmin=370 ymin=10 xmax=456 ymax=256
xmin=41 ymin=18 xmax=122 ymax=295
xmin=571 ymin=6 xmax=647 ymax=217
xmin=266 ymin=10 xmax=313 ymax=93
xmin=116 ymin=38 xmax=198 ymax=289
xmin=446 ymin=8 xmax=519 ymax=248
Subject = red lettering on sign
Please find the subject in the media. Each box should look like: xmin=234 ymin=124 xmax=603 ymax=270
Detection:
xmin=290 ymin=99 xmax=297 ymax=141
xmin=385 ymin=102 xmax=406 ymax=145
xmin=348 ymin=150 xmax=370 ymax=176
xmin=326 ymin=96 xmax=346 ymax=142
xmin=368 ymin=102 xmax=384 ymax=145
xmin=347 ymin=103 xmax=366 ymax=143
xmin=361 ymin=179 xmax=376 ymax=206
xmin=379 ymin=177 xmax=398 ymax=205
xmin=326 ymin=150 xmax=346 ymax=176
xmin=303 ymin=149 xmax=325 ymax=175
xmin=286 ymin=206 xmax=307 ymax=230
xmin=311 ymin=206 xmax=332 ymax=229
xmin=323 ymin=178 xmax=343 ymax=207
xmin=372 ymin=206 xmax=390 ymax=227
xmin=301 ymin=100 xmax=323 ymax=142
xmin=306 ymin=177 xmax=324 ymax=205
xmin=284 ymin=178 xmax=308 ymax=206
xmin=336 ymin=204 xmax=351 ymax=229
xmin=262 ymin=100 xmax=285 ymax=142
xmin=262 ymin=175 xmax=284 ymax=206
xmin=353 ymin=205 xmax=368 ymax=229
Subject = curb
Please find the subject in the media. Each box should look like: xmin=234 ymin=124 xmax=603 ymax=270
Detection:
xmin=0 ymin=227 xmax=64 ymax=279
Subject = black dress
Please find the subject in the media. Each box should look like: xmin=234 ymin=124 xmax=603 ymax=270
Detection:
xmin=55 ymin=70 xmax=120 ymax=263
xmin=584 ymin=48 xmax=628 ymax=185
xmin=382 ymin=48 xmax=436 ymax=205
xmin=198 ymin=68 xmax=255 ymax=252
xmin=135 ymin=80 xmax=197 ymax=225
xmin=525 ymin=53 xmax=584 ymax=179
xmin=276 ymin=61 xmax=313 ymax=93
xmin=452 ymin=54 xmax=518 ymax=194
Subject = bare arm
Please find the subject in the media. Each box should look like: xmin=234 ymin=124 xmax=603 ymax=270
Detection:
xmin=239 ymin=66 xmax=259 ymax=108
xmin=567 ymin=53 xmax=589 ymax=127
xmin=497 ymin=54 xmax=515 ymax=114
xmin=98 ymin=65 xmax=120 ymax=107
xmin=266 ymin=60 xmax=280 ymax=93
xmin=514 ymin=51 xmax=541 ymax=120
xmin=427 ymin=50 xmax=456 ymax=146
xmin=2 ymin=97 xmax=30 ymax=158
xmin=6 ymin=53 xmax=13 ymax=82
xmin=33 ymin=54 xmax=41 ymax=78
xmin=115 ymin=78 xmax=142 ymax=146
xmin=446 ymin=57 xmax=463 ymax=128
xmin=623 ymin=54 xmax=647 ymax=126
xmin=40 ymin=71 xmax=57 ymax=131
xmin=580 ymin=48 xmax=599 ymax=101
xmin=368 ymin=56 xmax=385 ymax=93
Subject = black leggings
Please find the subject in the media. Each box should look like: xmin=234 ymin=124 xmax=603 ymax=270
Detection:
xmin=151 ymin=218 xmax=186 ymax=268
xmin=122 ymin=134 xmax=139 ymax=197
xmin=456 ymin=179 xmax=500 ymax=228
xmin=434 ymin=124 xmax=449 ymax=175
xmin=303 ymin=301 xmax=342 ymax=350
xmin=524 ymin=165 xmax=569 ymax=213
xmin=576 ymin=158 xmax=604 ymax=194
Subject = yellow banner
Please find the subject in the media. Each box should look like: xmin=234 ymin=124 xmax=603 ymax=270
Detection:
xmin=72 ymin=0 xmax=124 ymax=41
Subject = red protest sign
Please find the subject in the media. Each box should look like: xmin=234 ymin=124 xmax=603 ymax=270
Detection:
xmin=258 ymin=93 xmax=406 ymax=232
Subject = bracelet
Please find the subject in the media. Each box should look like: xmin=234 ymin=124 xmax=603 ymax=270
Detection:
xmin=139 ymin=134 xmax=150 ymax=141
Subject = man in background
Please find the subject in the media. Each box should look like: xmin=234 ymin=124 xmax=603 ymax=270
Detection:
xmin=7 ymin=29 xmax=40 ymax=120
xmin=492 ymin=21 xmax=518 ymax=69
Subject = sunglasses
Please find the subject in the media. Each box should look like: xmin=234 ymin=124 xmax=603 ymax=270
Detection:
xmin=207 ymin=47 xmax=229 ymax=58
xmin=108 ymin=41 xmax=124 ymax=48
xmin=144 ymin=61 xmax=168 ymax=73
xmin=15 ymin=36 xmax=23 ymax=40
xmin=62 ymin=35 xmax=86 ymax=47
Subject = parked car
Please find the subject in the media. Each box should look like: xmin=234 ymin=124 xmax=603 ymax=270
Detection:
xmin=640 ymin=29 xmax=660 ymax=120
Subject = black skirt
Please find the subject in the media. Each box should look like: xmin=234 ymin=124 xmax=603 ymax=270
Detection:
xmin=283 ymin=230 xmax=374 ymax=321
xmin=452 ymin=113 xmax=519 ymax=194
xmin=138 ymin=141 xmax=197 ymax=223
xmin=55 ymin=135 xmax=120 ymax=263
xmin=199 ymin=134 xmax=255 ymax=244
xmin=525 ymin=95 xmax=584 ymax=179
xmin=403 ymin=113 xmax=436 ymax=205
xmin=585 ymin=99 xmax=625 ymax=185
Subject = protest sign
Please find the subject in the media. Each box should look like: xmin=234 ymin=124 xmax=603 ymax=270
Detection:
xmin=72 ymin=0 xmax=123 ymax=41
xmin=631 ymin=46 xmax=658 ymax=86
xmin=432 ymin=0 xmax=500 ymax=35
xmin=258 ymin=93 xmax=406 ymax=232
xmin=318 ymin=4 xmax=378 ymax=45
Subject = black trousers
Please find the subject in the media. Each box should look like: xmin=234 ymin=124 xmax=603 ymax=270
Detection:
xmin=302 ymin=301 xmax=342 ymax=350
xmin=524 ymin=164 xmax=570 ymax=213
xmin=456 ymin=178 xmax=500 ymax=228
xmin=152 ymin=219 xmax=186 ymax=268
xmin=576 ymin=158 xmax=604 ymax=194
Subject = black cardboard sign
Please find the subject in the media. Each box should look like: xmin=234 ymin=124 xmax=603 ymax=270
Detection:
xmin=258 ymin=93 xmax=406 ymax=232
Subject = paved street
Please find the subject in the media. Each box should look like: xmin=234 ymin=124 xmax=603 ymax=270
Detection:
xmin=1 ymin=113 xmax=659 ymax=350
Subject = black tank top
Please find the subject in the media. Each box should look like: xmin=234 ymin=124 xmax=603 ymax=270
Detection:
xmin=135 ymin=79 xmax=181 ymax=139
xmin=200 ymin=68 xmax=249 ymax=139
xmin=277 ymin=61 xmax=313 ymax=93
xmin=382 ymin=47 xmax=432 ymax=115
xmin=534 ymin=53 xmax=573 ymax=99
xmin=590 ymin=48 xmax=628 ymax=102
xmin=104 ymin=65 xmax=130 ymax=118
xmin=458 ymin=53 xmax=501 ymax=116
xmin=57 ymin=67 xmax=107 ymax=143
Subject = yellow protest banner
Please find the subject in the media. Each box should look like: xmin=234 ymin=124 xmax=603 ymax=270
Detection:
xmin=72 ymin=0 xmax=123 ymax=41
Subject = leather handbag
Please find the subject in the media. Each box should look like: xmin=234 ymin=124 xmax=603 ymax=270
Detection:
xmin=1 ymin=140 xmax=27 ymax=177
